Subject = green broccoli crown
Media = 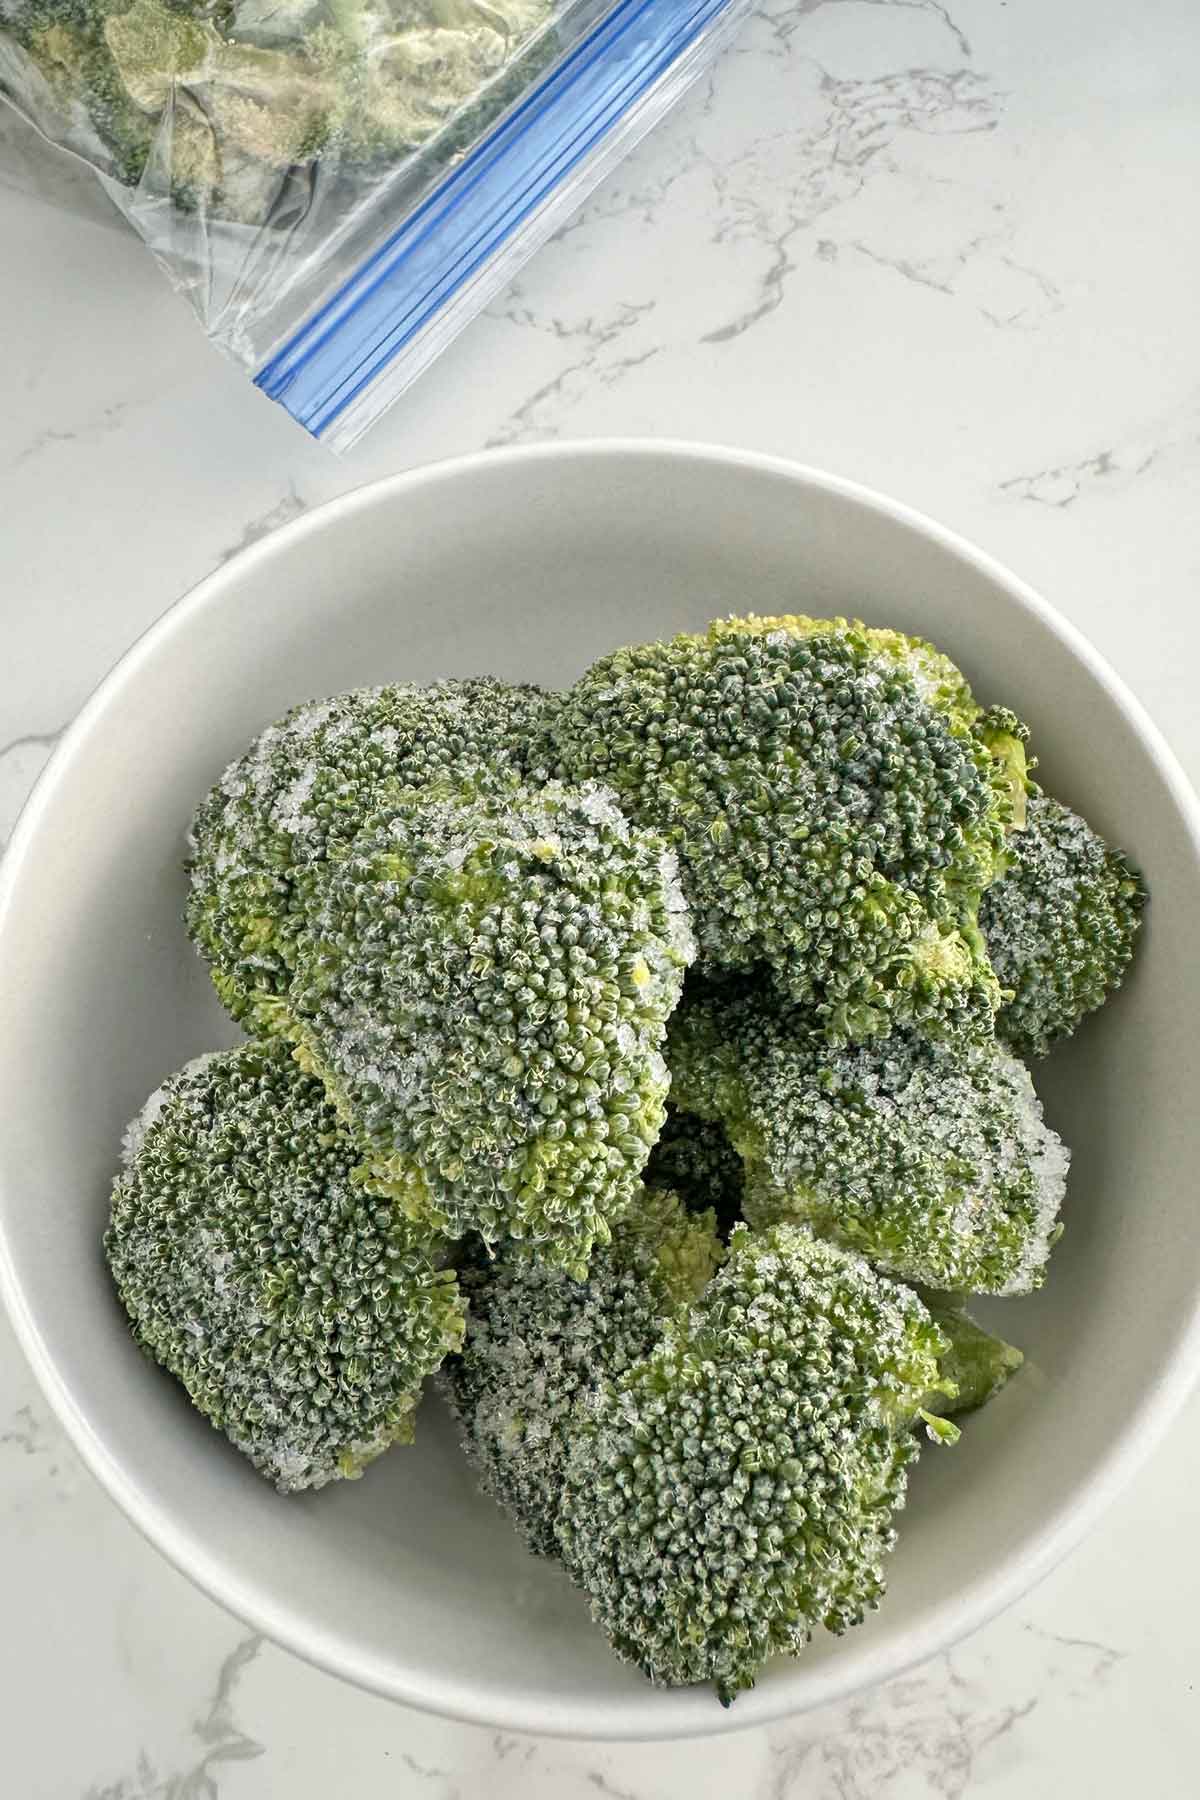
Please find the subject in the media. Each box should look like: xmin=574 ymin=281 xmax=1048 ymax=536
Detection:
xmin=186 ymin=678 xmax=550 ymax=1026
xmin=105 ymin=1040 xmax=464 ymax=1492
xmin=542 ymin=614 xmax=1022 ymax=1043
xmin=556 ymin=1223 xmax=953 ymax=1703
xmin=668 ymin=975 xmax=1070 ymax=1296
xmin=980 ymin=793 xmax=1146 ymax=1058
xmin=644 ymin=1103 xmax=745 ymax=1237
xmin=916 ymin=1294 xmax=1024 ymax=1415
xmin=285 ymin=776 xmax=696 ymax=1274
xmin=442 ymin=1188 xmax=722 ymax=1556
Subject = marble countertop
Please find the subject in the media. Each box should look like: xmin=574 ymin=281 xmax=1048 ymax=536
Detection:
xmin=3 ymin=0 xmax=1200 ymax=1792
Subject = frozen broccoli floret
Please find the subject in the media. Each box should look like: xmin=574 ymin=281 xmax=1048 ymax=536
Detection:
xmin=285 ymin=776 xmax=695 ymax=1275
xmin=11 ymin=0 xmax=157 ymax=186
xmin=644 ymin=1104 xmax=744 ymax=1236
xmin=543 ymin=615 xmax=1028 ymax=1043
xmin=411 ymin=2 xmax=561 ymax=163
xmin=556 ymin=1224 xmax=956 ymax=1703
xmin=105 ymin=1040 xmax=464 ymax=1492
xmin=972 ymin=705 xmax=1033 ymax=831
xmin=980 ymin=794 xmax=1146 ymax=1058
xmin=917 ymin=1294 xmax=1023 ymax=1414
xmin=103 ymin=0 xmax=215 ymax=111
xmin=318 ymin=0 xmax=556 ymax=165
xmin=104 ymin=0 xmax=338 ymax=170
xmin=442 ymin=1188 xmax=722 ymax=1555
xmin=668 ymin=976 xmax=1069 ymax=1295
xmin=6 ymin=0 xmax=559 ymax=214
xmin=186 ymin=678 xmax=549 ymax=1029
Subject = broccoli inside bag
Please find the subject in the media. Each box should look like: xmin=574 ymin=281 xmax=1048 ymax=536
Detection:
xmin=1 ymin=0 xmax=750 ymax=447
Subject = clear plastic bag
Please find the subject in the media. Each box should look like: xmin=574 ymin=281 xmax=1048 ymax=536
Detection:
xmin=1 ymin=0 xmax=749 ymax=448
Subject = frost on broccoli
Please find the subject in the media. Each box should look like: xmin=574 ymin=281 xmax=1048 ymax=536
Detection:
xmin=544 ymin=614 xmax=1028 ymax=1043
xmin=5 ymin=0 xmax=157 ymax=188
xmin=556 ymin=1224 xmax=956 ymax=1703
xmin=644 ymin=1104 xmax=744 ymax=1236
xmin=186 ymin=678 xmax=549 ymax=1028
xmin=5 ymin=0 xmax=558 ymax=217
xmin=285 ymin=776 xmax=695 ymax=1275
xmin=105 ymin=1040 xmax=464 ymax=1492
xmin=442 ymin=1188 xmax=722 ymax=1556
xmin=980 ymin=794 xmax=1146 ymax=1058
xmin=668 ymin=976 xmax=1070 ymax=1296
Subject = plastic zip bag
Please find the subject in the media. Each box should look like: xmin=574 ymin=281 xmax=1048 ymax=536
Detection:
xmin=1 ymin=0 xmax=749 ymax=448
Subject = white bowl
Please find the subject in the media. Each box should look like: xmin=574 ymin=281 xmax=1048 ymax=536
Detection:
xmin=2 ymin=442 xmax=1198 ymax=1740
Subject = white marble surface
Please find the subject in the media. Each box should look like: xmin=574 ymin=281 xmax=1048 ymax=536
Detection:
xmin=3 ymin=0 xmax=1200 ymax=1791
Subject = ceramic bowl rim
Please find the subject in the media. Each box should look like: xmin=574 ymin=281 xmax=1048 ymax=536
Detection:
xmin=2 ymin=438 xmax=1198 ymax=1740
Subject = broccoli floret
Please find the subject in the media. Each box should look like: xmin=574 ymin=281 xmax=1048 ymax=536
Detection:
xmin=9 ymin=0 xmax=157 ymax=186
xmin=980 ymin=794 xmax=1146 ymax=1058
xmin=556 ymin=1224 xmax=956 ymax=1703
xmin=285 ymin=776 xmax=695 ymax=1275
xmin=407 ymin=2 xmax=561 ymax=165
xmin=442 ymin=1188 xmax=722 ymax=1555
xmin=668 ymin=976 xmax=1069 ymax=1295
xmin=186 ymin=678 xmax=549 ymax=1029
xmin=644 ymin=1104 xmax=744 ymax=1236
xmin=105 ymin=1040 xmax=464 ymax=1492
xmin=321 ymin=0 xmax=557 ymax=165
xmin=543 ymin=615 xmax=1027 ymax=1043
xmin=917 ymin=1294 xmax=1024 ymax=1414
xmin=6 ymin=0 xmax=558 ymax=217
xmin=104 ymin=0 xmax=339 ymax=170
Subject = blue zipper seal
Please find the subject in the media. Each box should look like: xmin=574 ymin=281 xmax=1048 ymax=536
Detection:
xmin=254 ymin=0 xmax=735 ymax=438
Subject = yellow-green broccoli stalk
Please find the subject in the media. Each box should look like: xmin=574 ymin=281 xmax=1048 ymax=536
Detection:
xmin=105 ymin=1039 xmax=463 ymax=1492
xmin=917 ymin=1294 xmax=1024 ymax=1414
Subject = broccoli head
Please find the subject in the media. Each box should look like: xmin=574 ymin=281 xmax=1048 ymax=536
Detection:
xmin=668 ymin=976 xmax=1070 ymax=1296
xmin=186 ymin=678 xmax=549 ymax=1028
xmin=980 ymin=793 xmax=1146 ymax=1058
xmin=543 ymin=614 xmax=1027 ymax=1043
xmin=285 ymin=776 xmax=695 ymax=1274
xmin=644 ymin=1103 xmax=744 ymax=1236
xmin=556 ymin=1224 xmax=956 ymax=1702
xmin=105 ymin=1040 xmax=464 ymax=1492
xmin=442 ymin=1188 xmax=722 ymax=1556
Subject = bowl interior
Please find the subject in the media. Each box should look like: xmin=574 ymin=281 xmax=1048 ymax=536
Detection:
xmin=2 ymin=444 xmax=1198 ymax=1738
